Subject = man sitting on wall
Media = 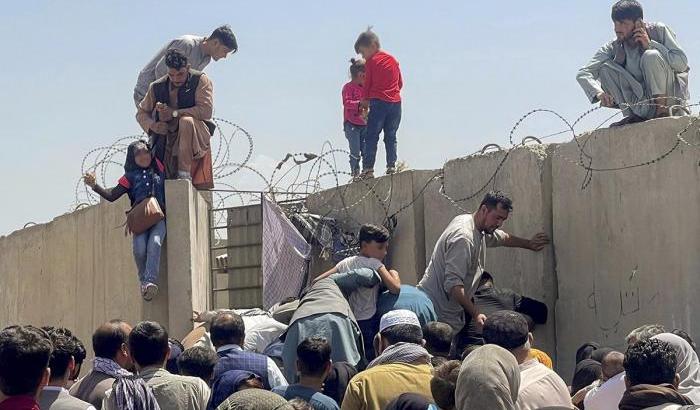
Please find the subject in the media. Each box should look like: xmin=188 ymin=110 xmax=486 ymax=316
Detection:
xmin=576 ymin=0 xmax=690 ymax=127
xmin=136 ymin=49 xmax=215 ymax=188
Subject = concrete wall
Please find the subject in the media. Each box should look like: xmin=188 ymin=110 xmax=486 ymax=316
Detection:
xmin=0 ymin=180 xmax=212 ymax=366
xmin=422 ymin=144 xmax=558 ymax=361
xmin=305 ymin=170 xmax=439 ymax=285
xmin=552 ymin=116 xmax=700 ymax=378
xmin=165 ymin=180 xmax=213 ymax=340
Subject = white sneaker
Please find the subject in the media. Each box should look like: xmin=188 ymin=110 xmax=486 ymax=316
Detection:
xmin=142 ymin=283 xmax=159 ymax=301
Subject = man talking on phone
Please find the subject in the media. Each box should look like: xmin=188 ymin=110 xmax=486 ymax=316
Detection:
xmin=576 ymin=0 xmax=689 ymax=127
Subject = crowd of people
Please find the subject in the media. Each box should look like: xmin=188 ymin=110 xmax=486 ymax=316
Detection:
xmin=4 ymin=310 xmax=700 ymax=409
xmin=6 ymin=0 xmax=696 ymax=409
xmin=4 ymin=187 xmax=700 ymax=410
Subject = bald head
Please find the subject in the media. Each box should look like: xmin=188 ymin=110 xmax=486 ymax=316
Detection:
xmin=210 ymin=312 xmax=245 ymax=348
xmin=93 ymin=320 xmax=131 ymax=360
xmin=601 ymin=351 xmax=625 ymax=380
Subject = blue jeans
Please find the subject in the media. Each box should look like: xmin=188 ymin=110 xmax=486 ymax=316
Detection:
xmin=132 ymin=219 xmax=166 ymax=285
xmin=343 ymin=121 xmax=366 ymax=174
xmin=364 ymin=99 xmax=401 ymax=170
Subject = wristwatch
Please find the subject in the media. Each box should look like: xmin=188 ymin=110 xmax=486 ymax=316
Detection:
xmin=172 ymin=110 xmax=179 ymax=118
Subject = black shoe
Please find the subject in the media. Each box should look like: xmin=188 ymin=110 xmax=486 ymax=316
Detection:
xmin=610 ymin=114 xmax=645 ymax=127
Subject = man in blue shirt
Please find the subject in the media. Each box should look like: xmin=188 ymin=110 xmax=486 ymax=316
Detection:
xmin=273 ymin=338 xmax=340 ymax=410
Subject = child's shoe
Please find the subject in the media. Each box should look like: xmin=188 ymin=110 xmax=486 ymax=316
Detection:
xmin=360 ymin=169 xmax=374 ymax=180
xmin=142 ymin=283 xmax=159 ymax=301
xmin=386 ymin=166 xmax=396 ymax=175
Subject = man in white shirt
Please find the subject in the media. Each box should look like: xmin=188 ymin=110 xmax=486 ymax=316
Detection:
xmin=483 ymin=311 xmax=572 ymax=410
xmin=38 ymin=327 xmax=95 ymax=410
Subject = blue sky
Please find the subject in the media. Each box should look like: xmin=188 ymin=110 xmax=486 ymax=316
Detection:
xmin=0 ymin=1 xmax=698 ymax=235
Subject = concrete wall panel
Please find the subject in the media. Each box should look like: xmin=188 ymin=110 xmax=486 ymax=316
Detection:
xmin=552 ymin=117 xmax=700 ymax=379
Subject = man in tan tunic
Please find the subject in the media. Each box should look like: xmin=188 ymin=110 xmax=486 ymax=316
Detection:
xmin=136 ymin=49 xmax=214 ymax=188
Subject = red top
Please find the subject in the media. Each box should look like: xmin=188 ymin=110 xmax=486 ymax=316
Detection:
xmin=0 ymin=396 xmax=40 ymax=410
xmin=363 ymin=50 xmax=403 ymax=103
xmin=342 ymin=81 xmax=366 ymax=126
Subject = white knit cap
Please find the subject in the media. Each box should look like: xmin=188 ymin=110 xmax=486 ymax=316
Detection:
xmin=379 ymin=309 xmax=421 ymax=333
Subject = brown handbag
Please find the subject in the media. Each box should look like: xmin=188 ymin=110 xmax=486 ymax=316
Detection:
xmin=125 ymin=170 xmax=165 ymax=235
xmin=126 ymin=197 xmax=164 ymax=235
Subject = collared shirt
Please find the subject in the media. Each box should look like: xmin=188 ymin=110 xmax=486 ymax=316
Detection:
xmin=418 ymin=214 xmax=506 ymax=330
xmin=217 ymin=344 xmax=288 ymax=388
xmin=102 ymin=367 xmax=210 ymax=410
xmin=0 ymin=396 xmax=40 ymax=410
xmin=40 ymin=386 xmax=96 ymax=409
xmin=515 ymin=359 xmax=572 ymax=410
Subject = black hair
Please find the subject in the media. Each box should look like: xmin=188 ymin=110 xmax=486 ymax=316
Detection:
xmin=349 ymin=58 xmax=366 ymax=79
xmin=43 ymin=327 xmax=79 ymax=381
xmin=177 ymin=346 xmax=218 ymax=382
xmin=209 ymin=25 xmax=238 ymax=52
xmin=354 ymin=27 xmax=380 ymax=54
xmin=611 ymin=0 xmax=643 ymax=22
xmin=297 ymin=338 xmax=331 ymax=377
xmin=482 ymin=310 xmax=529 ymax=350
xmin=672 ymin=329 xmax=697 ymax=352
xmin=423 ymin=322 xmax=453 ymax=356
xmin=359 ymin=224 xmax=390 ymax=245
xmin=164 ymin=48 xmax=189 ymax=70
xmin=93 ymin=320 xmax=130 ymax=360
xmin=210 ymin=312 xmax=246 ymax=347
xmin=0 ymin=325 xmax=53 ymax=396
xmin=73 ymin=335 xmax=87 ymax=367
xmin=381 ymin=324 xmax=423 ymax=346
xmin=575 ymin=341 xmax=600 ymax=364
xmin=624 ymin=338 xmax=677 ymax=386
xmin=124 ymin=140 xmax=152 ymax=173
xmin=430 ymin=360 xmax=461 ymax=410
xmin=129 ymin=321 xmax=169 ymax=368
xmin=480 ymin=190 xmax=513 ymax=212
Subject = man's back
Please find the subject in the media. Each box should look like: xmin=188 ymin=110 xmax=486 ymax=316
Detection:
xmin=341 ymin=363 xmax=432 ymax=410
xmin=69 ymin=370 xmax=115 ymax=409
xmin=272 ymin=384 xmax=339 ymax=410
xmin=516 ymin=359 xmax=572 ymax=410
xmin=215 ymin=347 xmax=270 ymax=388
xmin=140 ymin=368 xmax=210 ymax=410
xmin=39 ymin=388 xmax=94 ymax=410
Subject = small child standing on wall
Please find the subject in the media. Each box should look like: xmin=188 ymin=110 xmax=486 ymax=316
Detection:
xmin=354 ymin=27 xmax=403 ymax=179
xmin=83 ymin=140 xmax=166 ymax=301
xmin=342 ymin=58 xmax=367 ymax=181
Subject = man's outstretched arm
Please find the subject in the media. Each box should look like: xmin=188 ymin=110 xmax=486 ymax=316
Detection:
xmin=497 ymin=231 xmax=550 ymax=251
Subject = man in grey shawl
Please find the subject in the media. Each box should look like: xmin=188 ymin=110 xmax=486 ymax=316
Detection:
xmin=576 ymin=0 xmax=690 ymax=127
xmin=281 ymin=278 xmax=364 ymax=383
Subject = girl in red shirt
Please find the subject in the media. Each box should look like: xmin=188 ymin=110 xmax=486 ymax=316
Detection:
xmin=341 ymin=58 xmax=367 ymax=180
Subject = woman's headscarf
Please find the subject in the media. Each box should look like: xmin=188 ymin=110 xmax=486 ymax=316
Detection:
xmin=575 ymin=342 xmax=600 ymax=364
xmin=530 ymin=348 xmax=554 ymax=369
xmin=215 ymin=388 xmax=289 ymax=410
xmin=124 ymin=140 xmax=152 ymax=173
xmin=323 ymin=361 xmax=358 ymax=406
xmin=652 ymin=333 xmax=700 ymax=403
xmin=590 ymin=347 xmax=614 ymax=363
xmin=571 ymin=359 xmax=603 ymax=395
xmin=456 ymin=344 xmax=520 ymax=410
